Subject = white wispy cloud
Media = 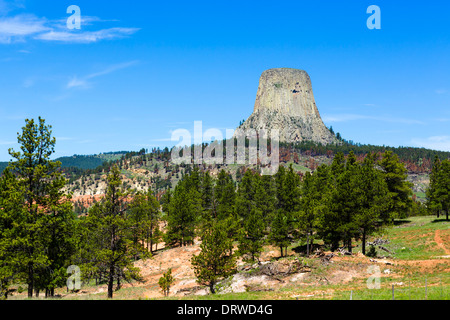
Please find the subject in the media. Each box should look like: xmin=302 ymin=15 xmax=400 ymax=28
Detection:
xmin=0 ymin=0 xmax=26 ymax=15
xmin=55 ymin=137 xmax=74 ymax=141
xmin=36 ymin=27 xmax=140 ymax=43
xmin=322 ymin=114 xmax=370 ymax=123
xmin=0 ymin=140 xmax=15 ymax=145
xmin=0 ymin=10 xmax=139 ymax=44
xmin=66 ymin=60 xmax=139 ymax=89
xmin=50 ymin=16 xmax=120 ymax=27
xmin=152 ymin=138 xmax=176 ymax=142
xmin=0 ymin=14 xmax=49 ymax=43
xmin=66 ymin=76 xmax=89 ymax=89
xmin=322 ymin=113 xmax=425 ymax=125
xmin=434 ymin=118 xmax=450 ymax=122
xmin=411 ymin=136 xmax=450 ymax=151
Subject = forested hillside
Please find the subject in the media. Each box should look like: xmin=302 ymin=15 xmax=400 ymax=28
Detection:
xmin=1 ymin=117 xmax=449 ymax=300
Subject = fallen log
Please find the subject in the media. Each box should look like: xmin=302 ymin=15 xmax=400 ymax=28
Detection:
xmin=379 ymin=246 xmax=393 ymax=254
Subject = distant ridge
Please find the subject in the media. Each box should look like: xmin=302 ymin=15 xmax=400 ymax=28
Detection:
xmin=0 ymin=151 xmax=134 ymax=173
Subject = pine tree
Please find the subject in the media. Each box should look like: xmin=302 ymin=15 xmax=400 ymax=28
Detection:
xmin=0 ymin=168 xmax=25 ymax=299
xmin=200 ymin=171 xmax=214 ymax=221
xmin=299 ymin=166 xmax=330 ymax=255
xmin=428 ymin=160 xmax=450 ymax=221
xmin=316 ymin=153 xmax=352 ymax=251
xmin=426 ymin=155 xmax=441 ymax=217
xmin=258 ymin=174 xmax=277 ymax=227
xmin=158 ymin=268 xmax=174 ymax=297
xmin=164 ymin=177 xmax=201 ymax=247
xmin=214 ymin=170 xmax=239 ymax=244
xmin=214 ymin=170 xmax=236 ymax=221
xmin=269 ymin=165 xmax=301 ymax=256
xmin=379 ymin=151 xmax=413 ymax=221
xmin=353 ymin=153 xmax=390 ymax=255
xmin=235 ymin=169 xmax=256 ymax=223
xmin=238 ymin=206 xmax=265 ymax=263
xmin=191 ymin=221 xmax=236 ymax=294
xmin=128 ymin=190 xmax=161 ymax=255
xmin=268 ymin=210 xmax=290 ymax=257
xmin=331 ymin=151 xmax=360 ymax=252
xmin=5 ymin=117 xmax=75 ymax=298
xmin=86 ymin=166 xmax=143 ymax=299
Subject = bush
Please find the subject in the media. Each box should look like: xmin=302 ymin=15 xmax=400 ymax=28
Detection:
xmin=158 ymin=268 xmax=174 ymax=297
xmin=366 ymin=245 xmax=377 ymax=258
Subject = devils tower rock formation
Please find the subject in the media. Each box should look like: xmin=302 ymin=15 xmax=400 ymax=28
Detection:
xmin=238 ymin=68 xmax=337 ymax=144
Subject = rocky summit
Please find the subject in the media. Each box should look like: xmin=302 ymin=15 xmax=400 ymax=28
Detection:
xmin=238 ymin=68 xmax=337 ymax=145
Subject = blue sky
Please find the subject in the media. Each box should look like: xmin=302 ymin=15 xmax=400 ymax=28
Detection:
xmin=0 ymin=0 xmax=449 ymax=161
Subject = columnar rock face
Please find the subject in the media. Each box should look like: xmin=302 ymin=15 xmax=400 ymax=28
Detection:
xmin=238 ymin=68 xmax=337 ymax=144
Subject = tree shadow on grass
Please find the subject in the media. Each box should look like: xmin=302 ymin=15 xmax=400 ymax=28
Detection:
xmin=292 ymin=243 xmax=328 ymax=255
xmin=393 ymin=220 xmax=412 ymax=226
xmin=431 ymin=218 xmax=450 ymax=223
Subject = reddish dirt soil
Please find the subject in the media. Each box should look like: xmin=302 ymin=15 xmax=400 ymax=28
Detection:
xmin=434 ymin=230 xmax=450 ymax=255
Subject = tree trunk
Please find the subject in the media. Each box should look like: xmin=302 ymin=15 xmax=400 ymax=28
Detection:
xmin=306 ymin=233 xmax=310 ymax=256
xmin=107 ymin=264 xmax=115 ymax=299
xmin=27 ymin=264 xmax=34 ymax=298
xmin=331 ymin=241 xmax=339 ymax=252
xmin=150 ymin=230 xmax=153 ymax=255
xmin=348 ymin=238 xmax=352 ymax=253
xmin=209 ymin=282 xmax=215 ymax=294
xmin=362 ymin=228 xmax=366 ymax=255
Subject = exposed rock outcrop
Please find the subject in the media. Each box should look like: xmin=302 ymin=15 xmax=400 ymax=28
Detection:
xmin=238 ymin=68 xmax=337 ymax=144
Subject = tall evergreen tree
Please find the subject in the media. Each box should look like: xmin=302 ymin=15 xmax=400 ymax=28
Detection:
xmin=268 ymin=210 xmax=290 ymax=257
xmin=0 ymin=168 xmax=25 ymax=299
xmin=214 ymin=170 xmax=236 ymax=221
xmin=191 ymin=220 xmax=236 ymax=294
xmin=426 ymin=155 xmax=441 ymax=217
xmin=200 ymin=171 xmax=214 ymax=221
xmin=258 ymin=174 xmax=277 ymax=226
xmin=5 ymin=118 xmax=75 ymax=298
xmin=299 ymin=165 xmax=331 ymax=255
xmin=379 ymin=151 xmax=413 ymax=221
xmin=331 ymin=151 xmax=360 ymax=252
xmin=235 ymin=169 xmax=256 ymax=223
xmin=269 ymin=165 xmax=301 ymax=256
xmin=164 ymin=177 xmax=201 ymax=247
xmin=86 ymin=166 xmax=143 ymax=299
xmin=317 ymin=159 xmax=342 ymax=251
xmin=353 ymin=153 xmax=390 ymax=255
xmin=427 ymin=160 xmax=450 ymax=221
xmin=238 ymin=206 xmax=265 ymax=263
xmin=128 ymin=190 xmax=161 ymax=254
xmin=213 ymin=170 xmax=239 ymax=245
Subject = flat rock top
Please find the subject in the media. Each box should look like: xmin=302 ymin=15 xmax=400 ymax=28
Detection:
xmin=254 ymin=68 xmax=319 ymax=118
